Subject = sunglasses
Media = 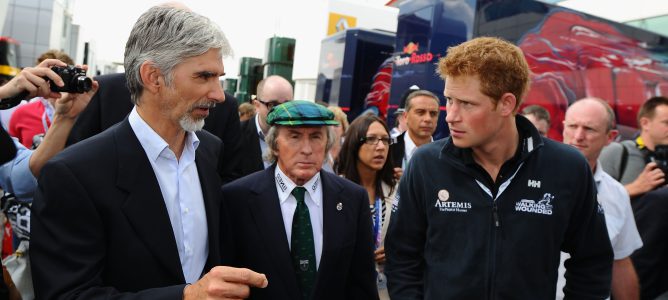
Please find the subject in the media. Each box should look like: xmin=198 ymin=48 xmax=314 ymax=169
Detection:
xmin=256 ymin=98 xmax=281 ymax=111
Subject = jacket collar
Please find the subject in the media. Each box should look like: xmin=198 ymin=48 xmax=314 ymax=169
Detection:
xmin=441 ymin=114 xmax=544 ymax=165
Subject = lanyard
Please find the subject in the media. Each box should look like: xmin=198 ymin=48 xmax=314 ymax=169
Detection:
xmin=372 ymin=196 xmax=383 ymax=249
xmin=40 ymin=98 xmax=53 ymax=133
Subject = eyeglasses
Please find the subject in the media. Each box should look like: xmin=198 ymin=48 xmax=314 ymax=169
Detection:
xmin=256 ymin=98 xmax=281 ymax=111
xmin=360 ymin=136 xmax=392 ymax=146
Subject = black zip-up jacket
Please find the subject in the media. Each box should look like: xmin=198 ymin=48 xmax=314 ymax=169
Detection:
xmin=385 ymin=116 xmax=613 ymax=299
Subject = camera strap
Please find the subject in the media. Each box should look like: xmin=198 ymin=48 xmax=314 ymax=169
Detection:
xmin=39 ymin=98 xmax=53 ymax=133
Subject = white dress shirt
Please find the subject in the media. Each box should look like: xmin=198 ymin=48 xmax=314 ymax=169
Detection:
xmin=275 ymin=166 xmax=324 ymax=269
xmin=255 ymin=114 xmax=272 ymax=168
xmin=129 ymin=107 xmax=209 ymax=283
xmin=403 ymin=131 xmax=432 ymax=169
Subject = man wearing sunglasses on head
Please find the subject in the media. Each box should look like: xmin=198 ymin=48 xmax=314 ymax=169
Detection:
xmin=236 ymin=75 xmax=293 ymax=177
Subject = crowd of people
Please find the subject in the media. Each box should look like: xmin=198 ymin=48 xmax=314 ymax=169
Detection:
xmin=0 ymin=3 xmax=666 ymax=300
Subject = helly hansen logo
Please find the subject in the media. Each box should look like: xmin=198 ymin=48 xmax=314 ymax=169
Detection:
xmin=527 ymin=179 xmax=541 ymax=188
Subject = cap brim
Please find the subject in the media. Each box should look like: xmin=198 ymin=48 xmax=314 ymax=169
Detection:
xmin=273 ymin=120 xmax=340 ymax=126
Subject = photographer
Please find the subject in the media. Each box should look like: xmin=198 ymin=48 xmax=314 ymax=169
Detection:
xmin=600 ymin=96 xmax=668 ymax=299
xmin=9 ymin=50 xmax=76 ymax=149
xmin=0 ymin=58 xmax=98 ymax=198
xmin=0 ymin=57 xmax=97 ymax=299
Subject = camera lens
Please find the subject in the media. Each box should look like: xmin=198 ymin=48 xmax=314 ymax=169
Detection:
xmin=75 ymin=76 xmax=93 ymax=93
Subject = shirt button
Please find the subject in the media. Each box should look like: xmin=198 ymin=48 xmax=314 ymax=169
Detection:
xmin=184 ymin=208 xmax=190 ymax=214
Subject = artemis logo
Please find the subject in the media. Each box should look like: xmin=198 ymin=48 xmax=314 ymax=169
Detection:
xmin=434 ymin=190 xmax=472 ymax=213
xmin=527 ymin=179 xmax=541 ymax=188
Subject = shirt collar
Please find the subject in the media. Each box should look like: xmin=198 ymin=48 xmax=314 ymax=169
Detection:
xmin=404 ymin=131 xmax=432 ymax=157
xmin=274 ymin=166 xmax=322 ymax=207
xmin=128 ymin=106 xmax=200 ymax=162
xmin=404 ymin=131 xmax=417 ymax=157
xmin=254 ymin=114 xmax=265 ymax=141
xmin=449 ymin=115 xmax=537 ymax=166
xmin=593 ymin=160 xmax=604 ymax=186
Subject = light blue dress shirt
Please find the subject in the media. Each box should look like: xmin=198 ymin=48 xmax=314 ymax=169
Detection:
xmin=274 ymin=167 xmax=323 ymax=269
xmin=0 ymin=139 xmax=36 ymax=202
xmin=129 ymin=107 xmax=208 ymax=283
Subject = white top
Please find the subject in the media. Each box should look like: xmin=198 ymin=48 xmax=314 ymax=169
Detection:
xmin=555 ymin=161 xmax=643 ymax=299
xmin=593 ymin=161 xmax=643 ymax=259
xmin=390 ymin=127 xmax=402 ymax=139
xmin=129 ymin=107 xmax=209 ymax=283
xmin=274 ymin=166 xmax=324 ymax=269
xmin=255 ymin=114 xmax=272 ymax=169
xmin=403 ymin=131 xmax=432 ymax=169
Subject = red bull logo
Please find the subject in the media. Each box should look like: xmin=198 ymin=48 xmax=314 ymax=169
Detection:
xmin=403 ymin=42 xmax=419 ymax=54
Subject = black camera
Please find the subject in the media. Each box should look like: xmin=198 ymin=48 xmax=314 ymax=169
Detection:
xmin=49 ymin=65 xmax=92 ymax=93
xmin=652 ymin=145 xmax=668 ymax=175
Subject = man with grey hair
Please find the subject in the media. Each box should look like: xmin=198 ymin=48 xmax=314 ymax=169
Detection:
xmin=390 ymin=89 xmax=440 ymax=169
xmin=559 ymin=98 xmax=642 ymax=299
xmin=236 ymin=75 xmax=293 ymax=177
xmin=31 ymin=6 xmax=267 ymax=299
xmin=223 ymin=100 xmax=378 ymax=300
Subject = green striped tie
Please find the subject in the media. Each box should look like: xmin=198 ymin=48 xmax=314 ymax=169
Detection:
xmin=291 ymin=187 xmax=316 ymax=300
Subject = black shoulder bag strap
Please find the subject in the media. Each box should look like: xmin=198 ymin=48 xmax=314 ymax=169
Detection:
xmin=618 ymin=142 xmax=629 ymax=182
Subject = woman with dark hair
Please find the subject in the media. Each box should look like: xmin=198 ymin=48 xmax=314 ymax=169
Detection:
xmin=335 ymin=113 xmax=396 ymax=300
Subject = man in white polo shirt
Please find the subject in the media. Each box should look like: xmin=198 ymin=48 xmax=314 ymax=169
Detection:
xmin=559 ymin=97 xmax=643 ymax=299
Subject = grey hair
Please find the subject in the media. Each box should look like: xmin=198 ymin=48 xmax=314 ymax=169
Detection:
xmin=264 ymin=126 xmax=336 ymax=163
xmin=124 ymin=6 xmax=233 ymax=104
xmin=405 ymin=89 xmax=440 ymax=112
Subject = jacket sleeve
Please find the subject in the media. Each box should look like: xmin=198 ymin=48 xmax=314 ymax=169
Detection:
xmin=384 ymin=159 xmax=427 ymax=299
xmin=66 ymin=81 xmax=103 ymax=146
xmin=0 ymin=139 xmax=36 ymax=201
xmin=30 ymin=160 xmax=185 ymax=300
xmin=562 ymin=160 xmax=613 ymax=299
xmin=218 ymin=96 xmax=242 ymax=184
xmin=346 ymin=187 xmax=381 ymax=300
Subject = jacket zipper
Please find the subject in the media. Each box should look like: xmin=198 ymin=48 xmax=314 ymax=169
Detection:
xmin=488 ymin=201 xmax=501 ymax=300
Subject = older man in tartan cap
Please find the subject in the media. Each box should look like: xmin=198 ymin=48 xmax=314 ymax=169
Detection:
xmin=222 ymin=100 xmax=379 ymax=300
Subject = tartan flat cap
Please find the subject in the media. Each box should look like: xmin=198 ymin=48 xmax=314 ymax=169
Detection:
xmin=267 ymin=100 xmax=339 ymax=126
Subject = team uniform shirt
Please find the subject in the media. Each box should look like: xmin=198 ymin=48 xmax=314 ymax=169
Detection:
xmin=8 ymin=99 xmax=53 ymax=148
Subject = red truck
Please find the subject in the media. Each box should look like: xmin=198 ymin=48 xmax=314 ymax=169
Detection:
xmin=318 ymin=0 xmax=668 ymax=140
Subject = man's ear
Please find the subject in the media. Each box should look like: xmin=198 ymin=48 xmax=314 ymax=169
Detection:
xmin=640 ymin=117 xmax=650 ymax=132
xmin=606 ymin=129 xmax=619 ymax=145
xmin=497 ymin=92 xmax=517 ymax=116
xmin=139 ymin=61 xmax=162 ymax=94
